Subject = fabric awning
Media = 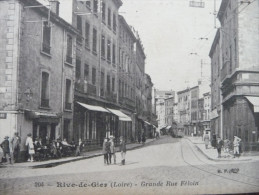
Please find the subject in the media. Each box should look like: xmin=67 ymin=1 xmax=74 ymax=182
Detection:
xmin=77 ymin=102 xmax=109 ymax=113
xmin=245 ymin=96 xmax=259 ymax=112
xmin=106 ymin=108 xmax=132 ymax=121
xmin=210 ymin=109 xmax=218 ymax=120
xmin=24 ymin=110 xmax=60 ymax=123
xmin=166 ymin=126 xmax=171 ymax=130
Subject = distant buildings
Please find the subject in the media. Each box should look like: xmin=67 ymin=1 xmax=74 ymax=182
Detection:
xmin=209 ymin=0 xmax=259 ymax=149
xmin=155 ymin=90 xmax=175 ymax=129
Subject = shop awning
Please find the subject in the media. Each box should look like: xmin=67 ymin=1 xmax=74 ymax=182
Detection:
xmin=245 ymin=96 xmax=259 ymax=112
xmin=106 ymin=108 xmax=132 ymax=121
xmin=210 ymin=109 xmax=218 ymax=120
xmin=77 ymin=102 xmax=109 ymax=113
xmin=24 ymin=110 xmax=60 ymax=123
xmin=166 ymin=126 xmax=171 ymax=130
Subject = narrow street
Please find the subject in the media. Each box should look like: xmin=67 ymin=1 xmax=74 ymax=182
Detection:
xmin=1 ymin=136 xmax=259 ymax=195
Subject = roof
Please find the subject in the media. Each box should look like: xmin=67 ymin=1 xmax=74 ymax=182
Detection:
xmin=217 ymin=0 xmax=229 ymax=23
xmin=118 ymin=15 xmax=137 ymax=41
xmin=21 ymin=0 xmax=79 ymax=35
xmin=209 ymin=28 xmax=220 ymax=58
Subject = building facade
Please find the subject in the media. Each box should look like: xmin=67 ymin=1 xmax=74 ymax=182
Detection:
xmin=0 ymin=0 xmax=78 ymax=156
xmin=210 ymin=0 xmax=259 ymax=149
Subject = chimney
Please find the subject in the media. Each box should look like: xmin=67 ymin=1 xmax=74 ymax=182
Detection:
xmin=50 ymin=0 xmax=60 ymax=16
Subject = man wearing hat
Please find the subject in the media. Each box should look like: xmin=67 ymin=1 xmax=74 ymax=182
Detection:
xmin=0 ymin=136 xmax=13 ymax=164
xmin=109 ymin=136 xmax=116 ymax=164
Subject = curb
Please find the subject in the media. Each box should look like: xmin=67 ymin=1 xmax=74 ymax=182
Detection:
xmin=2 ymin=139 xmax=156 ymax=169
xmin=186 ymin=137 xmax=252 ymax=162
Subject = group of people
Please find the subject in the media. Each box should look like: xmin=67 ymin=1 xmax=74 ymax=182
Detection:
xmin=137 ymin=132 xmax=146 ymax=144
xmin=0 ymin=133 xmax=21 ymax=164
xmin=102 ymin=136 xmax=126 ymax=165
xmin=203 ymin=132 xmax=242 ymax=158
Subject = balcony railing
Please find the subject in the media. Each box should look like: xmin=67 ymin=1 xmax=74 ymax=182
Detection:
xmin=106 ymin=91 xmax=117 ymax=103
xmin=41 ymin=98 xmax=49 ymax=108
xmin=42 ymin=42 xmax=51 ymax=54
xmin=65 ymin=102 xmax=72 ymax=110
xmin=84 ymin=82 xmax=97 ymax=96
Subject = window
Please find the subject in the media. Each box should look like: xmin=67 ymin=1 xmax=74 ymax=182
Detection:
xmin=65 ymin=79 xmax=72 ymax=110
xmin=93 ymin=0 xmax=98 ymax=15
xmin=92 ymin=28 xmax=97 ymax=54
xmin=85 ymin=22 xmax=90 ymax=49
xmin=76 ymin=58 xmax=81 ymax=80
xmin=113 ymin=13 xmax=116 ymax=33
xmin=112 ymin=43 xmax=116 ymax=64
xmin=107 ymin=39 xmax=111 ymax=62
xmin=92 ymin=68 xmax=96 ymax=85
xmin=41 ymin=72 xmax=50 ymax=107
xmin=101 ymin=35 xmax=105 ymax=58
xmin=102 ymin=2 xmax=106 ymax=23
xmin=119 ymin=80 xmax=121 ymax=97
xmin=229 ymin=45 xmax=232 ymax=73
xmin=77 ymin=15 xmax=82 ymax=34
xmin=84 ymin=63 xmax=89 ymax=81
xmin=66 ymin=34 xmax=73 ymax=64
xmin=42 ymin=21 xmax=51 ymax=54
xmin=108 ymin=8 xmax=111 ymax=28
xmin=101 ymin=72 xmax=105 ymax=96
xmin=112 ymin=77 xmax=115 ymax=92
xmin=107 ymin=75 xmax=110 ymax=92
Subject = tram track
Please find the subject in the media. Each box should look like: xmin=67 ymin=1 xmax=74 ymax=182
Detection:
xmin=180 ymin=138 xmax=259 ymax=188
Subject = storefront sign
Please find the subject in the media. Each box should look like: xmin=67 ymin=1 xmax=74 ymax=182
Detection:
xmin=0 ymin=113 xmax=7 ymax=119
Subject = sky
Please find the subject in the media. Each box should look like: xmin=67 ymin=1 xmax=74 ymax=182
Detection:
xmin=120 ymin=0 xmax=222 ymax=93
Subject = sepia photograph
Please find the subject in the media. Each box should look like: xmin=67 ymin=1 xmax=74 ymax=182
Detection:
xmin=0 ymin=0 xmax=259 ymax=194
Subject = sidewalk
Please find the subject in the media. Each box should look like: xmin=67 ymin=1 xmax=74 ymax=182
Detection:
xmin=186 ymin=136 xmax=259 ymax=162
xmin=0 ymin=139 xmax=155 ymax=169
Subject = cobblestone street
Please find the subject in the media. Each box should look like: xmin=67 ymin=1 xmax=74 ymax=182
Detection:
xmin=1 ymin=136 xmax=259 ymax=195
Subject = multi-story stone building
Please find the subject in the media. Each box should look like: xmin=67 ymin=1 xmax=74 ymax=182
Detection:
xmin=203 ymin=92 xmax=211 ymax=130
xmin=155 ymin=90 xmax=174 ymax=129
xmin=209 ymin=29 xmax=222 ymax=137
xmin=164 ymin=96 xmax=175 ymax=127
xmin=0 ymin=0 xmax=78 ymax=156
xmin=210 ymin=0 xmax=259 ymax=149
xmin=177 ymin=88 xmax=190 ymax=135
xmin=190 ymin=86 xmax=199 ymax=135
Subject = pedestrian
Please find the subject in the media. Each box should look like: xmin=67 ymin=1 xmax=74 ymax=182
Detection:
xmin=109 ymin=136 xmax=116 ymax=164
xmin=216 ymin=137 xmax=224 ymax=158
xmin=0 ymin=144 xmax=3 ymax=163
xmin=11 ymin=132 xmax=21 ymax=163
xmin=141 ymin=132 xmax=146 ymax=144
xmin=119 ymin=136 xmax=126 ymax=165
xmin=0 ymin=136 xmax=13 ymax=164
xmin=75 ymin=138 xmax=84 ymax=156
xmin=102 ymin=138 xmax=110 ymax=165
xmin=223 ymin=139 xmax=230 ymax=153
xmin=25 ymin=133 xmax=35 ymax=162
xmin=203 ymin=131 xmax=210 ymax=149
xmin=233 ymin=136 xmax=241 ymax=158
xmin=138 ymin=132 xmax=141 ymax=144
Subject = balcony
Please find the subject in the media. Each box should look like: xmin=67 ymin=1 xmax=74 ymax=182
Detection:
xmin=41 ymin=98 xmax=49 ymax=108
xmin=76 ymin=35 xmax=83 ymax=46
xmin=65 ymin=102 xmax=72 ymax=110
xmin=106 ymin=91 xmax=117 ymax=103
xmin=84 ymin=82 xmax=97 ymax=96
xmin=42 ymin=42 xmax=51 ymax=54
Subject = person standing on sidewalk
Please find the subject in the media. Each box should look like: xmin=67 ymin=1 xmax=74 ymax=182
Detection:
xmin=119 ymin=136 xmax=126 ymax=165
xmin=25 ymin=133 xmax=35 ymax=162
xmin=1 ymin=136 xmax=13 ymax=164
xmin=233 ymin=136 xmax=241 ymax=158
xmin=102 ymin=138 xmax=110 ymax=165
xmin=11 ymin=132 xmax=21 ymax=163
xmin=109 ymin=136 xmax=116 ymax=164
xmin=216 ymin=137 xmax=224 ymax=158
xmin=203 ymin=132 xmax=210 ymax=149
